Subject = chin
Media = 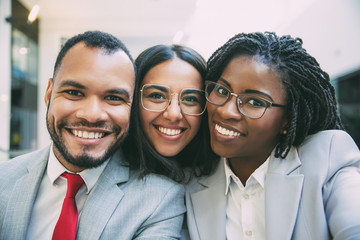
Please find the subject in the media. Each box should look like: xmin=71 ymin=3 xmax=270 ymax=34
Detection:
xmin=157 ymin=148 xmax=182 ymax=158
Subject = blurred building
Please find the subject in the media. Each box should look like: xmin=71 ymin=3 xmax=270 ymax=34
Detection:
xmin=0 ymin=0 xmax=359 ymax=161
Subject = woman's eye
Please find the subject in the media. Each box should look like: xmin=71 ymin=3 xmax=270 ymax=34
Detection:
xmin=147 ymin=92 xmax=166 ymax=101
xmin=215 ymin=86 xmax=229 ymax=96
xmin=247 ymin=98 xmax=266 ymax=107
xmin=182 ymin=96 xmax=200 ymax=105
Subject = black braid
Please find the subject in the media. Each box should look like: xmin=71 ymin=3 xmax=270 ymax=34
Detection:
xmin=207 ymin=32 xmax=344 ymax=158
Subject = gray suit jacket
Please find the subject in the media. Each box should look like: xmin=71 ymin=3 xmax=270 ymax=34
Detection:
xmin=185 ymin=130 xmax=360 ymax=240
xmin=0 ymin=146 xmax=185 ymax=240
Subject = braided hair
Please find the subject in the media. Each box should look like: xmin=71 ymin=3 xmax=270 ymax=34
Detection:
xmin=207 ymin=32 xmax=344 ymax=158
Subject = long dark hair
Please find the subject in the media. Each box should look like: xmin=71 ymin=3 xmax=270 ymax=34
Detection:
xmin=206 ymin=32 xmax=344 ymax=158
xmin=123 ymin=44 xmax=218 ymax=182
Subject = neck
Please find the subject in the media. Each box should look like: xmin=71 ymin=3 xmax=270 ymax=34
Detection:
xmin=228 ymin=155 xmax=267 ymax=185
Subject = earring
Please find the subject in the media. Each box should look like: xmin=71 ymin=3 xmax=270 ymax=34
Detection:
xmin=282 ymin=129 xmax=287 ymax=135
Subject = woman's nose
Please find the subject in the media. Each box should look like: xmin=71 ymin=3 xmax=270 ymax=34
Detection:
xmin=162 ymin=94 xmax=183 ymax=122
xmin=216 ymin=96 xmax=243 ymax=120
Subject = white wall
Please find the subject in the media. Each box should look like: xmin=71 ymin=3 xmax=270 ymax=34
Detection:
xmin=0 ymin=0 xmax=11 ymax=161
xmin=280 ymin=0 xmax=360 ymax=78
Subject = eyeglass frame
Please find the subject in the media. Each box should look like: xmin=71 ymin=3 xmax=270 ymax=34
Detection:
xmin=140 ymin=83 xmax=207 ymax=116
xmin=204 ymin=80 xmax=286 ymax=119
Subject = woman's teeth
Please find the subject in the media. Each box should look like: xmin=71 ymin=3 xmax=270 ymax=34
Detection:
xmin=158 ymin=127 xmax=182 ymax=136
xmin=215 ymin=124 xmax=241 ymax=137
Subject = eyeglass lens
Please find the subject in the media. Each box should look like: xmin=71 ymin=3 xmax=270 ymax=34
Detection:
xmin=205 ymin=81 xmax=270 ymax=119
xmin=141 ymin=84 xmax=206 ymax=115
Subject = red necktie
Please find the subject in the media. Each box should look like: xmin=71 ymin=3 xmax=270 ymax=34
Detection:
xmin=52 ymin=173 xmax=84 ymax=240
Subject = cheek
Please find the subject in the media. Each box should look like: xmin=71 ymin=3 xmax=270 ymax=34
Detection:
xmin=112 ymin=107 xmax=131 ymax=127
xmin=206 ymin=104 xmax=217 ymax=119
xmin=139 ymin=108 xmax=160 ymax=136
xmin=49 ymin=98 xmax=78 ymax=120
xmin=185 ymin=115 xmax=202 ymax=137
xmin=250 ymin=114 xmax=284 ymax=140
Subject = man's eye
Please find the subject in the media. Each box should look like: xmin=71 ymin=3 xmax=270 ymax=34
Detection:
xmin=105 ymin=95 xmax=125 ymax=102
xmin=65 ymin=90 xmax=83 ymax=96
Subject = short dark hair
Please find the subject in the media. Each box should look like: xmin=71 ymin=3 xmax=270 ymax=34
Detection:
xmin=206 ymin=32 xmax=344 ymax=158
xmin=53 ymin=30 xmax=134 ymax=78
xmin=123 ymin=44 xmax=217 ymax=182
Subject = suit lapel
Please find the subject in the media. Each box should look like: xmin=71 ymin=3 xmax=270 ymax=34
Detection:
xmin=2 ymin=147 xmax=49 ymax=239
xmin=77 ymin=150 xmax=128 ymax=239
xmin=190 ymin=160 xmax=227 ymax=240
xmin=265 ymin=147 xmax=304 ymax=240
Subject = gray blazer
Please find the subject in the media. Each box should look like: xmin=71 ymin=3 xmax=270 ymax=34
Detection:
xmin=0 ymin=146 xmax=185 ymax=240
xmin=185 ymin=130 xmax=360 ymax=240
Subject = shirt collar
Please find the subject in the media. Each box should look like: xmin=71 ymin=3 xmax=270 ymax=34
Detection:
xmin=47 ymin=144 xmax=109 ymax=194
xmin=224 ymin=156 xmax=269 ymax=195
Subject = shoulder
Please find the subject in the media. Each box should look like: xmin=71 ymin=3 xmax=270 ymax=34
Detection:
xmin=184 ymin=158 xmax=223 ymax=194
xmin=297 ymin=130 xmax=360 ymax=178
xmin=0 ymin=146 xmax=50 ymax=175
xmin=298 ymin=130 xmax=359 ymax=159
xmin=301 ymin=130 xmax=357 ymax=148
xmin=128 ymin=170 xmax=185 ymax=197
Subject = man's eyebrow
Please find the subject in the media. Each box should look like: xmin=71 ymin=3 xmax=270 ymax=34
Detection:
xmin=58 ymin=81 xmax=130 ymax=98
xmin=59 ymin=80 xmax=86 ymax=89
xmin=106 ymin=88 xmax=130 ymax=99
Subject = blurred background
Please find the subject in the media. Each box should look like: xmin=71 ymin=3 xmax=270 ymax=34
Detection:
xmin=0 ymin=0 xmax=359 ymax=161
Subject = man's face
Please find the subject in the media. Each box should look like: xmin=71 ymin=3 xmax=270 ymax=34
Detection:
xmin=45 ymin=42 xmax=135 ymax=172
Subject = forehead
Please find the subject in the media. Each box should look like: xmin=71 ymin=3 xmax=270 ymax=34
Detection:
xmin=54 ymin=43 xmax=135 ymax=91
xmin=220 ymin=56 xmax=286 ymax=102
xmin=142 ymin=58 xmax=203 ymax=90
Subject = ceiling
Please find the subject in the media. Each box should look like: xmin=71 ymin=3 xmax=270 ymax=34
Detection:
xmin=18 ymin=0 xmax=317 ymax=58
xmin=20 ymin=0 xmax=197 ymax=36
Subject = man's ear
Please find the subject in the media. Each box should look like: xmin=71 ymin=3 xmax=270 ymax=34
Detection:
xmin=44 ymin=78 xmax=53 ymax=106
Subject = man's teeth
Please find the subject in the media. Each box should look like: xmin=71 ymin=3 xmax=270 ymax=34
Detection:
xmin=158 ymin=127 xmax=182 ymax=136
xmin=215 ymin=124 xmax=241 ymax=137
xmin=72 ymin=130 xmax=104 ymax=139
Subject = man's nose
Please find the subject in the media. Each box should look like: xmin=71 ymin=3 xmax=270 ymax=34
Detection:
xmin=76 ymin=97 xmax=108 ymax=122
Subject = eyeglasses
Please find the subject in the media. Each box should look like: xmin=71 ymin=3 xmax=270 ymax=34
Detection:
xmin=204 ymin=81 xmax=286 ymax=119
xmin=140 ymin=84 xmax=207 ymax=116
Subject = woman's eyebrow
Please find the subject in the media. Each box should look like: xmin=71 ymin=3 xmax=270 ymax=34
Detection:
xmin=218 ymin=78 xmax=231 ymax=88
xmin=244 ymin=89 xmax=274 ymax=101
xmin=218 ymin=78 xmax=274 ymax=101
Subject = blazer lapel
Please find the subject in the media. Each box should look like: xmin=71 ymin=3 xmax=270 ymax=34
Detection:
xmin=2 ymin=147 xmax=49 ymax=239
xmin=190 ymin=160 xmax=227 ymax=240
xmin=265 ymin=147 xmax=304 ymax=240
xmin=77 ymin=149 xmax=128 ymax=240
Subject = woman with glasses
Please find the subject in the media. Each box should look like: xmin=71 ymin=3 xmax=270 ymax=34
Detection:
xmin=123 ymin=44 xmax=217 ymax=183
xmin=185 ymin=32 xmax=360 ymax=240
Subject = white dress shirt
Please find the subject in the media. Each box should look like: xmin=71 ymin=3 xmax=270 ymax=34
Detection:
xmin=224 ymin=157 xmax=269 ymax=240
xmin=26 ymin=144 xmax=109 ymax=240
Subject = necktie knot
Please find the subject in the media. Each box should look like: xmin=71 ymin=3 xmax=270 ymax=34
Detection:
xmin=62 ymin=172 xmax=84 ymax=198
